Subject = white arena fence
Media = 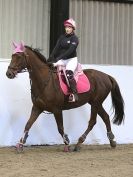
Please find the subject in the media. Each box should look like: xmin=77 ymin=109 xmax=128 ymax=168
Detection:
xmin=0 ymin=60 xmax=133 ymax=146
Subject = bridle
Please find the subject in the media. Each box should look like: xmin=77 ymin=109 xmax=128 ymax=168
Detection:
xmin=8 ymin=52 xmax=32 ymax=74
xmin=8 ymin=51 xmax=57 ymax=92
xmin=15 ymin=51 xmax=53 ymax=88
xmin=8 ymin=65 xmax=28 ymax=73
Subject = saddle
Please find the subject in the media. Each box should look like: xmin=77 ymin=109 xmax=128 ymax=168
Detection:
xmin=57 ymin=63 xmax=90 ymax=96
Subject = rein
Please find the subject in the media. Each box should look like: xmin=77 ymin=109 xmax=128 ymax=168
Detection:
xmin=22 ymin=51 xmax=53 ymax=90
xmin=41 ymin=68 xmax=52 ymax=89
xmin=8 ymin=66 xmax=28 ymax=73
xmin=23 ymin=53 xmax=32 ymax=73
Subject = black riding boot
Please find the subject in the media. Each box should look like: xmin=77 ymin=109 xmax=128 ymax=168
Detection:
xmin=66 ymin=70 xmax=78 ymax=102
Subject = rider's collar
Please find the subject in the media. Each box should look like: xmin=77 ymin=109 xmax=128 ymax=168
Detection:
xmin=65 ymin=32 xmax=74 ymax=37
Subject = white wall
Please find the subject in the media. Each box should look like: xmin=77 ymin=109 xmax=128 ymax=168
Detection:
xmin=0 ymin=62 xmax=133 ymax=146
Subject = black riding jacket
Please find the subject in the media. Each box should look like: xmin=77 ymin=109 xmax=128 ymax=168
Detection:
xmin=49 ymin=33 xmax=79 ymax=62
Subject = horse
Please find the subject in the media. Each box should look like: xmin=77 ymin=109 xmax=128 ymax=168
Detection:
xmin=6 ymin=42 xmax=125 ymax=152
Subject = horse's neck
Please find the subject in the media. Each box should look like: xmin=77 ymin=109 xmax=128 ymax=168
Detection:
xmin=27 ymin=50 xmax=49 ymax=83
xmin=27 ymin=50 xmax=44 ymax=68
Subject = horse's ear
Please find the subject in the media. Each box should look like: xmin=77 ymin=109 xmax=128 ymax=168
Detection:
xmin=12 ymin=41 xmax=18 ymax=48
xmin=20 ymin=41 xmax=25 ymax=51
xmin=21 ymin=41 xmax=25 ymax=46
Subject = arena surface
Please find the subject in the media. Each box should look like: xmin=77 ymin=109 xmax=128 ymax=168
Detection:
xmin=0 ymin=144 xmax=133 ymax=177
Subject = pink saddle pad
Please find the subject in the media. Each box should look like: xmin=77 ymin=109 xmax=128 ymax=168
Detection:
xmin=57 ymin=64 xmax=90 ymax=95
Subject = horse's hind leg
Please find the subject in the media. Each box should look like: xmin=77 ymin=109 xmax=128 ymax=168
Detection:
xmin=16 ymin=105 xmax=42 ymax=152
xmin=74 ymin=105 xmax=98 ymax=151
xmin=54 ymin=110 xmax=70 ymax=152
xmin=98 ymin=105 xmax=116 ymax=148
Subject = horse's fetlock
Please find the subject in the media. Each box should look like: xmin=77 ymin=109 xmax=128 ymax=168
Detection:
xmin=63 ymin=134 xmax=70 ymax=145
xmin=78 ymin=135 xmax=86 ymax=143
xmin=107 ymin=131 xmax=115 ymax=140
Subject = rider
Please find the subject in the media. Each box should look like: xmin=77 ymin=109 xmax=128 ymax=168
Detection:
xmin=48 ymin=18 xmax=79 ymax=102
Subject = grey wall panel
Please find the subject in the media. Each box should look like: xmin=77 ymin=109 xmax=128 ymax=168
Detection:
xmin=0 ymin=0 xmax=50 ymax=59
xmin=70 ymin=0 xmax=133 ymax=65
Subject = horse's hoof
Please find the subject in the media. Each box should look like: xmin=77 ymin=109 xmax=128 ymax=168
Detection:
xmin=15 ymin=143 xmax=24 ymax=153
xmin=64 ymin=145 xmax=71 ymax=152
xmin=73 ymin=146 xmax=81 ymax=152
xmin=110 ymin=140 xmax=117 ymax=148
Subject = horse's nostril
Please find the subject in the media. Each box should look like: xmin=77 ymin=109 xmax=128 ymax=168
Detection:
xmin=6 ymin=71 xmax=9 ymax=77
xmin=6 ymin=71 xmax=15 ymax=79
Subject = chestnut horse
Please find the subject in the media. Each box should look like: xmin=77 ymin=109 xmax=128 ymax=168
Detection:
xmin=6 ymin=43 xmax=124 ymax=152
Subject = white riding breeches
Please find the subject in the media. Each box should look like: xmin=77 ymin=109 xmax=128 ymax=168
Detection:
xmin=53 ymin=57 xmax=78 ymax=72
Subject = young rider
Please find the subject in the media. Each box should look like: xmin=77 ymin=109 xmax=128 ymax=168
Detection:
xmin=48 ymin=18 xmax=79 ymax=101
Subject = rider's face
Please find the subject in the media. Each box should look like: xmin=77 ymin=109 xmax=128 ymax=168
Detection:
xmin=65 ymin=26 xmax=74 ymax=34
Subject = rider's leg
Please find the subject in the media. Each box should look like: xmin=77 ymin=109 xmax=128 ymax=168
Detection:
xmin=65 ymin=57 xmax=78 ymax=102
xmin=66 ymin=70 xmax=78 ymax=101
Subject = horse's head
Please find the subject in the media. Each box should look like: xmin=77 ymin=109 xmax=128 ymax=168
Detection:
xmin=6 ymin=42 xmax=28 ymax=79
xmin=6 ymin=41 xmax=49 ymax=79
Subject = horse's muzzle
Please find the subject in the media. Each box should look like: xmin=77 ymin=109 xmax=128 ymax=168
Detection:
xmin=6 ymin=69 xmax=16 ymax=79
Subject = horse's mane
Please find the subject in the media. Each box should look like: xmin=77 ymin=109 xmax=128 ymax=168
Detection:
xmin=25 ymin=46 xmax=47 ymax=63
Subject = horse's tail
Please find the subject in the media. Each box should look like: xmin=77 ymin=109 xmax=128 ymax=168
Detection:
xmin=109 ymin=75 xmax=125 ymax=125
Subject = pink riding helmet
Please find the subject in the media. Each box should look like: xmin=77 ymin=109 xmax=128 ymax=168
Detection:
xmin=64 ymin=18 xmax=76 ymax=29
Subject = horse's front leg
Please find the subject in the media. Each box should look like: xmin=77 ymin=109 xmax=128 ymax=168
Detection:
xmin=16 ymin=105 xmax=42 ymax=152
xmin=54 ymin=111 xmax=70 ymax=152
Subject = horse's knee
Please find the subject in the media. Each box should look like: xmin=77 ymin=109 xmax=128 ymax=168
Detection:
xmin=103 ymin=115 xmax=110 ymax=124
